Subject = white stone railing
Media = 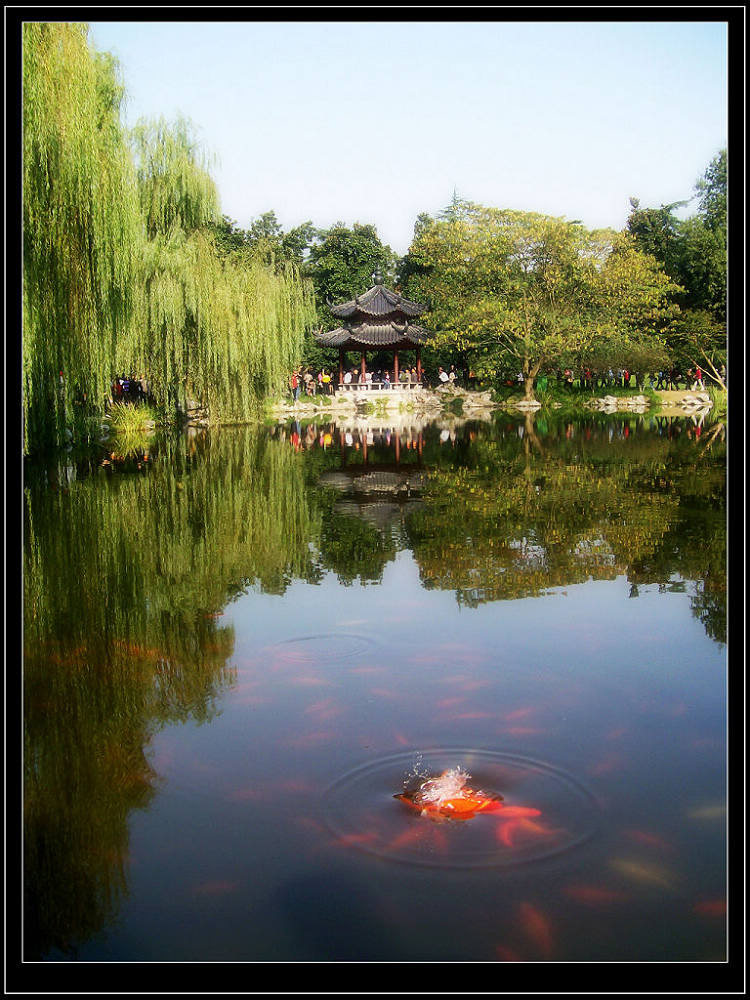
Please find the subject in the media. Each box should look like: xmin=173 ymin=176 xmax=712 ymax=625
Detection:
xmin=336 ymin=381 xmax=424 ymax=393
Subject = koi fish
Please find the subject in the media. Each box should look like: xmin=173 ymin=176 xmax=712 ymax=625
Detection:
xmin=394 ymin=767 xmax=505 ymax=821
xmin=623 ymin=828 xmax=672 ymax=852
xmin=494 ymin=811 xmax=547 ymax=847
xmin=693 ymin=898 xmax=726 ymax=918
xmin=563 ymin=883 xmax=629 ymax=906
xmin=394 ymin=788 xmax=505 ymax=820
xmin=518 ymin=902 xmax=555 ymax=958
xmin=609 ymin=857 xmax=676 ymax=889
xmin=686 ymin=803 xmax=725 ymax=821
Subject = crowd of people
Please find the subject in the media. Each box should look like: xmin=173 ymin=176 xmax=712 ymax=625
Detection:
xmin=111 ymin=374 xmax=151 ymax=404
xmin=289 ymin=365 xmax=429 ymax=400
xmin=511 ymin=365 xmax=720 ymax=393
xmin=290 ymin=361 xmax=723 ymax=401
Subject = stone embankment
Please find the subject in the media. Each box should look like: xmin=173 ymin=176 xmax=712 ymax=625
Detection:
xmin=268 ymin=385 xmax=715 ymax=422
xmin=584 ymin=394 xmax=652 ymax=413
xmin=585 ymin=390 xmax=713 ymax=414
xmin=654 ymin=390 xmax=714 ymax=414
xmin=269 ymin=383 xmax=498 ymax=421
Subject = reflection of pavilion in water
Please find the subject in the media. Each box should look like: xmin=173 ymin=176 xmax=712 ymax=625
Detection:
xmin=318 ymin=421 xmax=428 ymax=529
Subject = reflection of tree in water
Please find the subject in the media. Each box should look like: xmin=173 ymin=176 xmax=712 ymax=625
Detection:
xmin=624 ymin=422 xmax=726 ymax=644
xmin=403 ymin=415 xmax=725 ymax=641
xmin=23 ymin=429 xmax=319 ymax=958
xmin=316 ymin=506 xmax=398 ymax=586
xmin=296 ymin=414 xmax=725 ymax=635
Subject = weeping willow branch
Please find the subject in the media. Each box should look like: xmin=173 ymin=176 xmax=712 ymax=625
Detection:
xmin=23 ymin=22 xmax=140 ymax=452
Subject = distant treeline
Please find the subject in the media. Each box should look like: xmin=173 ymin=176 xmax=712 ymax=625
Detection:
xmin=214 ymin=174 xmax=727 ymax=400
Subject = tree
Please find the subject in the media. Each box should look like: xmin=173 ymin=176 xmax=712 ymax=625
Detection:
xmin=667 ymin=307 xmax=726 ymax=385
xmin=212 ymin=214 xmax=251 ymax=255
xmin=593 ymin=232 xmax=680 ymax=361
xmin=301 ymin=222 xmax=399 ymax=369
xmin=23 ymin=22 xmax=143 ymax=452
xmin=695 ymin=148 xmax=726 ymax=234
xmin=22 ymin=23 xmax=316 ymax=452
xmin=305 ymin=222 xmax=398 ymax=316
xmin=675 ymin=152 xmax=727 ymax=332
xmin=131 ymin=114 xmax=220 ymax=239
xmin=625 ymin=198 xmax=688 ymax=278
xmin=627 ymin=150 xmax=727 ymax=372
xmin=401 ymin=202 xmax=678 ymax=398
xmin=213 ymin=211 xmax=316 ymax=270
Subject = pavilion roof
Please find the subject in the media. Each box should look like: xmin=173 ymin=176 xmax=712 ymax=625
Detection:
xmin=329 ymin=282 xmax=426 ymax=320
xmin=317 ymin=274 xmax=431 ymax=349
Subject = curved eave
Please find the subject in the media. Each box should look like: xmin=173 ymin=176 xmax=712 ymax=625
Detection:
xmin=315 ymin=322 xmax=433 ymax=349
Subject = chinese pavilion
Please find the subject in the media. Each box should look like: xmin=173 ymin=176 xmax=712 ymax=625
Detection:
xmin=315 ymin=270 xmax=433 ymax=386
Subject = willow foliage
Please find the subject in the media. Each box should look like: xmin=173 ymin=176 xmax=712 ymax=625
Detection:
xmin=126 ymin=227 xmax=314 ymax=418
xmin=23 ymin=23 xmax=314 ymax=455
xmin=23 ymin=22 xmax=140 ymax=452
xmin=131 ymin=115 xmax=220 ymax=239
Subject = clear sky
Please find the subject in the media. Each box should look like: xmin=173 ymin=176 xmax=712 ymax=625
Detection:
xmin=87 ymin=17 xmax=728 ymax=256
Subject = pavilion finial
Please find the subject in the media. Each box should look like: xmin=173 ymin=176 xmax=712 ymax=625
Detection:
xmin=372 ymin=268 xmax=383 ymax=286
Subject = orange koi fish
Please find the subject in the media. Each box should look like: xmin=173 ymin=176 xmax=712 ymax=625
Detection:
xmin=495 ymin=811 xmax=546 ymax=847
xmin=693 ymin=898 xmax=726 ymax=918
xmin=518 ymin=901 xmax=555 ymax=958
xmin=395 ymin=789 xmax=505 ymax=820
xmin=394 ymin=767 xmax=505 ymax=821
xmin=563 ymin=883 xmax=629 ymax=906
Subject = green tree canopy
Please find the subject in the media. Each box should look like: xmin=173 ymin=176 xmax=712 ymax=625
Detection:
xmin=305 ymin=222 xmax=398 ymax=315
xmin=627 ymin=149 xmax=727 ymax=376
xmin=401 ymin=201 xmax=678 ymax=396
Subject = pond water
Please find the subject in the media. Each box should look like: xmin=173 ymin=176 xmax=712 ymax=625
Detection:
xmin=22 ymin=411 xmax=729 ymax=968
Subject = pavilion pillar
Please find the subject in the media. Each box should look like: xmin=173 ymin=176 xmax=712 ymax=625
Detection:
xmin=339 ymin=350 xmax=344 ymax=385
xmin=361 ymin=352 xmax=366 ymax=383
xmin=416 ymin=347 xmax=422 ymax=383
xmin=394 ymin=352 xmax=399 ymax=384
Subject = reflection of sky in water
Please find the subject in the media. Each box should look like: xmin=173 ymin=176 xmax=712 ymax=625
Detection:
xmin=112 ymin=548 xmax=725 ymax=963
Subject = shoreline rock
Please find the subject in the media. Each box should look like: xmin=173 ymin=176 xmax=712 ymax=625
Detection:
xmin=266 ymin=386 xmax=715 ymax=422
xmin=585 ymin=394 xmax=651 ymax=413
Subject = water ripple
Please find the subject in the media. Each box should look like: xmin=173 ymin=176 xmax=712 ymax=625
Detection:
xmin=322 ymin=748 xmax=602 ymax=869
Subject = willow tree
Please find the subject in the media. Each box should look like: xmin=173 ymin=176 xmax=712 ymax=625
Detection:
xmin=23 ymin=24 xmax=315 ymax=455
xmin=23 ymin=22 xmax=140 ymax=452
xmin=124 ymin=117 xmax=315 ymax=419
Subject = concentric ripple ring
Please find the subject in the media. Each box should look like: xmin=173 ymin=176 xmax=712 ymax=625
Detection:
xmin=264 ymin=632 xmax=377 ymax=665
xmin=322 ymin=748 xmax=602 ymax=869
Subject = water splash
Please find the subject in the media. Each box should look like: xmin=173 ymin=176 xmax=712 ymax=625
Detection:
xmin=415 ymin=766 xmax=473 ymax=806
xmin=396 ymin=764 xmax=504 ymax=820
